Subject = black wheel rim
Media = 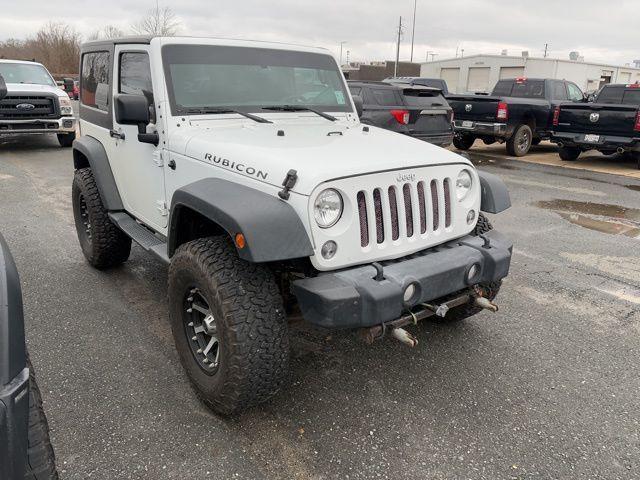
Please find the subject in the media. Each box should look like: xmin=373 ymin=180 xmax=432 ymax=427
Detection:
xmin=183 ymin=287 xmax=220 ymax=375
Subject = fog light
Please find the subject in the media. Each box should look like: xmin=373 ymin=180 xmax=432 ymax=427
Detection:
xmin=403 ymin=283 xmax=417 ymax=303
xmin=467 ymin=209 xmax=476 ymax=224
xmin=321 ymin=241 xmax=337 ymax=259
xmin=466 ymin=263 xmax=481 ymax=283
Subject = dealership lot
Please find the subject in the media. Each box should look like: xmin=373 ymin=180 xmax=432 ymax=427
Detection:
xmin=0 ymin=132 xmax=638 ymax=479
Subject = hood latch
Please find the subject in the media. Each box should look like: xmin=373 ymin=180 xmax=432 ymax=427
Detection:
xmin=278 ymin=169 xmax=298 ymax=200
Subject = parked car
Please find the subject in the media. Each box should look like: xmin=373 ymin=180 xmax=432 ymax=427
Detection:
xmin=348 ymin=80 xmax=454 ymax=147
xmin=0 ymin=60 xmax=76 ymax=147
xmin=71 ymin=36 xmax=512 ymax=415
xmin=448 ymin=77 xmax=586 ymax=156
xmin=0 ymin=230 xmax=58 ymax=480
xmin=550 ymin=83 xmax=640 ymax=168
xmin=67 ymin=80 xmax=79 ymax=100
xmin=384 ymin=77 xmax=449 ymax=95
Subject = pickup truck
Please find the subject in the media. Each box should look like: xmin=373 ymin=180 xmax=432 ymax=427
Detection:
xmin=448 ymin=78 xmax=586 ymax=156
xmin=550 ymin=83 xmax=640 ymax=168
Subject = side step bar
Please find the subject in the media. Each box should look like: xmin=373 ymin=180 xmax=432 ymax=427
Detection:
xmin=108 ymin=212 xmax=170 ymax=264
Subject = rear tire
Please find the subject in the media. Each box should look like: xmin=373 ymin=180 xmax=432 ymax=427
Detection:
xmin=506 ymin=124 xmax=533 ymax=157
xmin=72 ymin=168 xmax=131 ymax=269
xmin=57 ymin=132 xmax=75 ymax=148
xmin=558 ymin=146 xmax=581 ymax=161
xmin=25 ymin=355 xmax=59 ymax=479
xmin=168 ymin=236 xmax=289 ymax=416
xmin=435 ymin=213 xmax=502 ymax=323
xmin=453 ymin=134 xmax=475 ymax=150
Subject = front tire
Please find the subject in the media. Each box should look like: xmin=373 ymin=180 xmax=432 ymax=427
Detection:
xmin=57 ymin=132 xmax=75 ymax=148
xmin=168 ymin=236 xmax=289 ymax=416
xmin=558 ymin=146 xmax=581 ymax=161
xmin=506 ymin=124 xmax=533 ymax=157
xmin=453 ymin=134 xmax=475 ymax=150
xmin=72 ymin=168 xmax=131 ymax=269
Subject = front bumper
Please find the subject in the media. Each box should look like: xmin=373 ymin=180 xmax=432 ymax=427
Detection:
xmin=551 ymin=131 xmax=640 ymax=152
xmin=0 ymin=116 xmax=76 ymax=135
xmin=293 ymin=230 xmax=512 ymax=329
xmin=454 ymin=120 xmax=508 ymax=137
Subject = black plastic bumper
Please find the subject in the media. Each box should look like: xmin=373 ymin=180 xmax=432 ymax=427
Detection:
xmin=293 ymin=230 xmax=512 ymax=329
xmin=551 ymin=131 xmax=640 ymax=152
xmin=410 ymin=132 xmax=454 ymax=147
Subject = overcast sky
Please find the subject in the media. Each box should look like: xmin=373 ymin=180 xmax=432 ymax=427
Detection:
xmin=0 ymin=0 xmax=637 ymax=66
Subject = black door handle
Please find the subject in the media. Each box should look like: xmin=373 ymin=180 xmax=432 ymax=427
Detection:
xmin=109 ymin=129 xmax=125 ymax=140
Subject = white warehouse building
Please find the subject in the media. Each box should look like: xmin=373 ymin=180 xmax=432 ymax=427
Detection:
xmin=420 ymin=54 xmax=640 ymax=94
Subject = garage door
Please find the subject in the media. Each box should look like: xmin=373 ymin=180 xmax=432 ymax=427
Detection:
xmin=467 ymin=67 xmax=491 ymax=93
xmin=619 ymin=72 xmax=632 ymax=84
xmin=440 ymin=68 xmax=460 ymax=93
xmin=499 ymin=66 xmax=525 ymax=80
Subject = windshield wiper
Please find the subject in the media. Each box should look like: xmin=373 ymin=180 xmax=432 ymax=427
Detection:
xmin=179 ymin=106 xmax=272 ymax=124
xmin=261 ymin=105 xmax=337 ymax=122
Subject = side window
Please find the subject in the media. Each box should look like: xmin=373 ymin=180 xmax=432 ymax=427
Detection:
xmin=552 ymin=81 xmax=568 ymax=101
xmin=119 ymin=52 xmax=153 ymax=98
xmin=81 ymin=51 xmax=111 ymax=111
xmin=567 ymin=83 xmax=583 ymax=102
xmin=371 ymin=88 xmax=399 ymax=106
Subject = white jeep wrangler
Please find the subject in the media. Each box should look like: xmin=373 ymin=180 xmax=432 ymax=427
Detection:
xmin=71 ymin=36 xmax=513 ymax=415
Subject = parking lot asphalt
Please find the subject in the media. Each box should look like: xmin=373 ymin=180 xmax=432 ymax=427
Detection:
xmin=0 ymin=132 xmax=639 ymax=480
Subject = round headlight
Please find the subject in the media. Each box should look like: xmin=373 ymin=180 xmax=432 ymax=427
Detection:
xmin=314 ymin=189 xmax=343 ymax=228
xmin=456 ymin=170 xmax=473 ymax=201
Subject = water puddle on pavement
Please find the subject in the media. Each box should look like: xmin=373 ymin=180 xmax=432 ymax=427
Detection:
xmin=536 ymin=199 xmax=640 ymax=239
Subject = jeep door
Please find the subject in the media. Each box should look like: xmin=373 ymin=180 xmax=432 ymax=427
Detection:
xmin=110 ymin=46 xmax=167 ymax=231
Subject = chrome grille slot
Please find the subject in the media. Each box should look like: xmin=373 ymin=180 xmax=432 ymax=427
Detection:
xmin=356 ymin=176 xmax=454 ymax=249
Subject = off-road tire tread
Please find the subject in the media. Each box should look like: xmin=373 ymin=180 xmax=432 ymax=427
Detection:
xmin=453 ymin=134 xmax=475 ymax=151
xmin=169 ymin=236 xmax=289 ymax=416
xmin=558 ymin=146 xmax=581 ymax=161
xmin=57 ymin=133 xmax=75 ymax=148
xmin=439 ymin=213 xmax=502 ymax=323
xmin=24 ymin=355 xmax=59 ymax=480
xmin=73 ymin=168 xmax=131 ymax=269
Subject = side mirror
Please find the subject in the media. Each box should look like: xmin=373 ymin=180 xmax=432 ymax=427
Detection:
xmin=114 ymin=94 xmax=158 ymax=146
xmin=0 ymin=75 xmax=7 ymax=101
xmin=352 ymin=95 xmax=363 ymax=118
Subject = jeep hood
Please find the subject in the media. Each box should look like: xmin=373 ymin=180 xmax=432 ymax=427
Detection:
xmin=171 ymin=119 xmax=471 ymax=196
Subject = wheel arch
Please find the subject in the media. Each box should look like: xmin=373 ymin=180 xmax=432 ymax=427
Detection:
xmin=168 ymin=178 xmax=314 ymax=262
xmin=478 ymin=171 xmax=511 ymax=214
xmin=72 ymin=135 xmax=123 ymax=211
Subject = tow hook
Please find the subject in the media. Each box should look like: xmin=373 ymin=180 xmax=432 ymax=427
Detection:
xmin=391 ymin=328 xmax=418 ymax=347
xmin=474 ymin=296 xmax=499 ymax=312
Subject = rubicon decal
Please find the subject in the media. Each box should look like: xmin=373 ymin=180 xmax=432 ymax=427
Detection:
xmin=204 ymin=153 xmax=268 ymax=180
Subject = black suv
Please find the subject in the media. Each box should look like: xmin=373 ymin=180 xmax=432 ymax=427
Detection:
xmin=348 ymin=81 xmax=454 ymax=147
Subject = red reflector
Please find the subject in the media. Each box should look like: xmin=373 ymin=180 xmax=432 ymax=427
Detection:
xmin=629 ymin=83 xmax=640 ymax=89
xmin=515 ymin=76 xmax=527 ymax=83
xmin=390 ymin=109 xmax=410 ymax=125
xmin=497 ymin=102 xmax=508 ymax=121
xmin=634 ymin=110 xmax=640 ymax=132
xmin=553 ymin=106 xmax=561 ymax=127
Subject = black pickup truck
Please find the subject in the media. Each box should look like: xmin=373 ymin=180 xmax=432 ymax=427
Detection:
xmin=448 ymin=78 xmax=586 ymax=156
xmin=550 ymin=83 xmax=640 ymax=168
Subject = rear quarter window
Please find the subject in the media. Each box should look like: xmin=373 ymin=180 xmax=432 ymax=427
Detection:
xmin=81 ymin=51 xmax=111 ymax=111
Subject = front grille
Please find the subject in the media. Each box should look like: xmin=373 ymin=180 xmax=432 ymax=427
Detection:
xmin=0 ymin=95 xmax=58 ymax=119
xmin=357 ymin=178 xmax=453 ymax=248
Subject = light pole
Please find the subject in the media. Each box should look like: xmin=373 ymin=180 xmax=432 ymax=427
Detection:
xmin=339 ymin=41 xmax=347 ymax=66
xmin=410 ymin=0 xmax=417 ymax=62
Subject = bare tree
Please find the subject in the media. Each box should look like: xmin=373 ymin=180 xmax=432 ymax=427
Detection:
xmin=88 ymin=25 xmax=125 ymax=41
xmin=131 ymin=2 xmax=181 ymax=36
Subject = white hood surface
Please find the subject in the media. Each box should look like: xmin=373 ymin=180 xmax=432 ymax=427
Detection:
xmin=171 ymin=117 xmax=471 ymax=195
xmin=5 ymin=82 xmax=67 ymax=98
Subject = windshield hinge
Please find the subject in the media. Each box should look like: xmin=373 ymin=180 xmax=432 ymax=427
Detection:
xmin=153 ymin=151 xmax=163 ymax=167
xmin=278 ymin=169 xmax=298 ymax=200
xmin=156 ymin=200 xmax=169 ymax=216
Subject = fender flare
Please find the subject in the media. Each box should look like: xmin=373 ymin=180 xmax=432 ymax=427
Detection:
xmin=72 ymin=136 xmax=123 ymax=211
xmin=168 ymin=178 xmax=314 ymax=262
xmin=478 ymin=171 xmax=511 ymax=214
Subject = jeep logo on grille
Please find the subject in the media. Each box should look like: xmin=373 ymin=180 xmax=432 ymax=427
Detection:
xmin=16 ymin=103 xmax=36 ymax=110
xmin=397 ymin=173 xmax=416 ymax=182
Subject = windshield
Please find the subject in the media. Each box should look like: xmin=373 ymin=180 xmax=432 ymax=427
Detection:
xmin=0 ymin=62 xmax=55 ymax=86
xmin=162 ymin=45 xmax=352 ymax=115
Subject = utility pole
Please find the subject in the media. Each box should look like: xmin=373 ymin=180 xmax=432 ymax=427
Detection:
xmin=339 ymin=41 xmax=347 ymax=65
xmin=410 ymin=0 xmax=417 ymax=62
xmin=544 ymin=43 xmax=548 ymax=58
xmin=395 ymin=16 xmax=403 ymax=77
xmin=426 ymin=50 xmax=432 ymax=62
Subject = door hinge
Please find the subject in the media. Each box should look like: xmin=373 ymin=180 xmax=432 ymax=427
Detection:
xmin=153 ymin=151 xmax=163 ymax=167
xmin=156 ymin=200 xmax=169 ymax=216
